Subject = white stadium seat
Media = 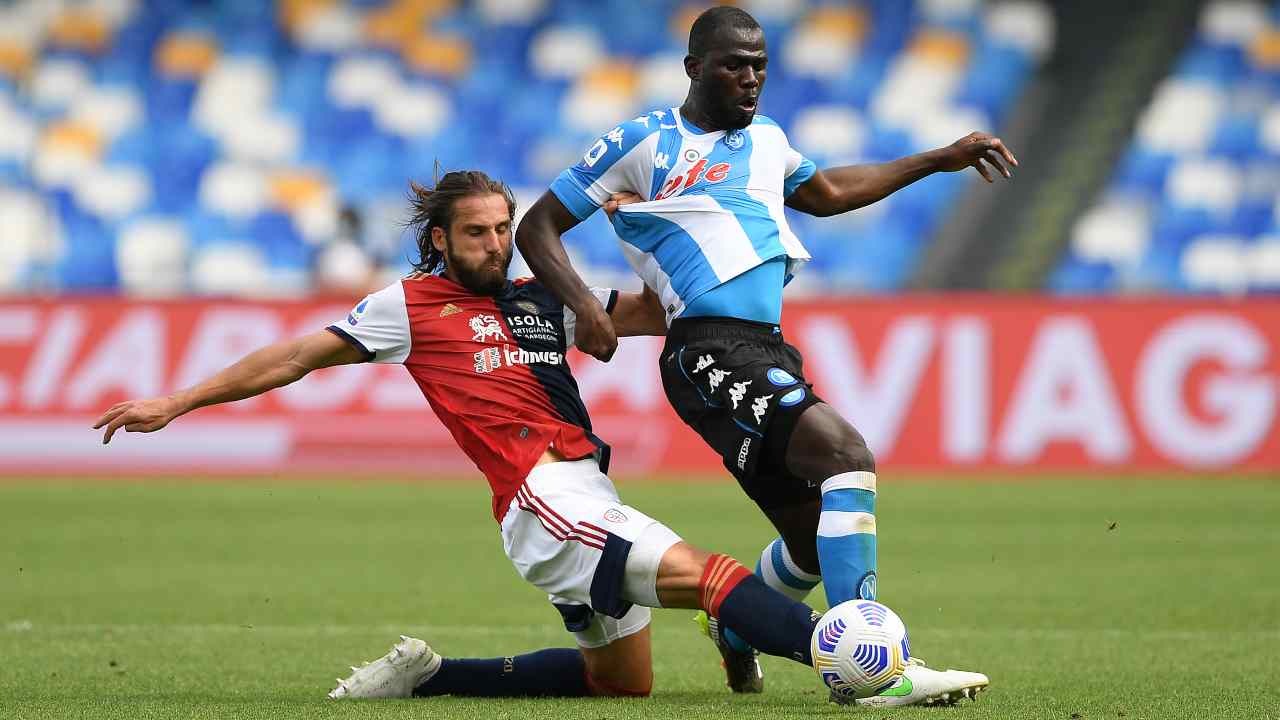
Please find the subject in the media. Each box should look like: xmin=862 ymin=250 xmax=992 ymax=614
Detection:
xmin=984 ymin=1 xmax=1056 ymax=61
xmin=1136 ymin=80 xmax=1225 ymax=154
xmin=0 ymin=189 xmax=62 ymax=291
xmin=793 ymin=104 xmax=866 ymax=160
xmin=0 ymin=100 xmax=36 ymax=163
xmin=373 ymin=85 xmax=451 ymax=138
xmin=31 ymin=58 xmax=93 ymax=110
xmin=1071 ymin=200 xmax=1151 ymax=266
xmin=315 ymin=240 xmax=374 ymax=293
xmin=192 ymin=57 xmax=276 ymax=138
xmin=190 ymin=242 xmax=270 ymax=296
xmin=328 ymin=55 xmax=402 ymax=109
xmin=218 ymin=111 xmax=301 ymax=164
xmin=871 ymin=55 xmax=962 ymax=128
xmin=476 ymin=0 xmax=546 ymax=25
xmin=295 ymin=4 xmax=363 ymax=52
xmin=116 ymin=217 xmax=189 ymax=296
xmin=69 ymin=86 xmax=143 ymax=143
xmin=198 ymin=162 xmax=268 ymax=219
xmin=529 ymin=25 xmax=605 ymax=80
xmin=1199 ymin=0 xmax=1267 ymax=46
xmin=1248 ymin=236 xmax=1280 ymax=289
xmin=639 ymin=52 xmax=688 ymax=107
xmin=1182 ymin=234 xmax=1248 ymax=293
xmin=73 ymin=164 xmax=151 ymax=221
xmin=1166 ymin=157 xmax=1242 ymax=214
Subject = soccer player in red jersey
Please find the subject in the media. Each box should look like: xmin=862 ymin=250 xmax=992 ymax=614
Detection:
xmin=94 ymin=170 xmax=830 ymax=701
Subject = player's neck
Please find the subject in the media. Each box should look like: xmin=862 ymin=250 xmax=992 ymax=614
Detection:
xmin=678 ymin=99 xmax=722 ymax=134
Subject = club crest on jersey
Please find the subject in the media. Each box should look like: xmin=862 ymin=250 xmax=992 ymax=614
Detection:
xmin=655 ymin=158 xmax=732 ymax=201
xmin=469 ymin=314 xmax=507 ymax=342
xmin=725 ymin=129 xmax=745 ymax=151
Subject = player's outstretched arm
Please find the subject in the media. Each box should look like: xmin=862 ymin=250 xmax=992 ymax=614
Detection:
xmin=786 ymin=131 xmax=1018 ymax=217
xmin=610 ymin=284 xmax=667 ymax=338
xmin=516 ymin=191 xmax=619 ymax=361
xmin=93 ymin=330 xmax=365 ymax=444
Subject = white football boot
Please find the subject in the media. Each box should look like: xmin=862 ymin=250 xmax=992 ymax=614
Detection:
xmin=851 ymin=657 xmax=989 ymax=707
xmin=328 ymin=635 xmax=442 ymax=699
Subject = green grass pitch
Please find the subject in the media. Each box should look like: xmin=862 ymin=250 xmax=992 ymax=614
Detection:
xmin=2 ymin=476 xmax=1277 ymax=719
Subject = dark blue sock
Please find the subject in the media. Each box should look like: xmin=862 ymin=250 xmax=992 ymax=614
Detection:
xmin=412 ymin=648 xmax=590 ymax=697
xmin=703 ymin=554 xmax=820 ymax=666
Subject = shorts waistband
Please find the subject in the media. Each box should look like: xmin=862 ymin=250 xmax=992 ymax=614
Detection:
xmin=666 ymin=316 xmax=785 ymax=345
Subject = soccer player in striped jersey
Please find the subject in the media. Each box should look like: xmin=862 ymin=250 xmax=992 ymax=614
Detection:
xmin=514 ymin=6 xmax=1015 ymax=706
xmin=94 ymin=170 xmax=834 ymax=702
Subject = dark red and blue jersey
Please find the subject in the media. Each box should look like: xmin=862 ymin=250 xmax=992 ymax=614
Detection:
xmin=328 ymin=273 xmax=617 ymax=521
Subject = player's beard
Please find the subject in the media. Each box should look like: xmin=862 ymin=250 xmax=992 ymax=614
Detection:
xmin=446 ymin=244 xmax=512 ymax=296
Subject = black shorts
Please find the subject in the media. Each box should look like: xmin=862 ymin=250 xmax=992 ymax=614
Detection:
xmin=660 ymin=316 xmax=824 ymax=508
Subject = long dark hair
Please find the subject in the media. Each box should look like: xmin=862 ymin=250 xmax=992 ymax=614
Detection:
xmin=407 ymin=169 xmax=516 ymax=274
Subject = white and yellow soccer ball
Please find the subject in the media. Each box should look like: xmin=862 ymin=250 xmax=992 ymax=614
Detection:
xmin=811 ymin=600 xmax=910 ymax=699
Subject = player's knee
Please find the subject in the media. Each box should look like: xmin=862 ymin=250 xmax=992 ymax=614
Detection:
xmin=831 ymin=439 xmax=875 ymax=475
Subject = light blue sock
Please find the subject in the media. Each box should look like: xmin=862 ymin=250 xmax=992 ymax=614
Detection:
xmin=816 ymin=471 xmax=878 ymax=606
xmin=722 ymin=537 xmax=821 ymax=653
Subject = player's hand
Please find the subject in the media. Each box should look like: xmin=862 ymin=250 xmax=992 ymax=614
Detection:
xmin=935 ymin=132 xmax=1018 ymax=182
xmin=602 ymin=191 xmax=644 ymax=217
xmin=574 ymin=305 xmax=619 ymax=362
xmin=93 ymin=396 xmax=183 ymax=444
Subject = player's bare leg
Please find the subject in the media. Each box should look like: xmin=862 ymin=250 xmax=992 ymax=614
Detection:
xmin=579 ymin=627 xmax=653 ymax=696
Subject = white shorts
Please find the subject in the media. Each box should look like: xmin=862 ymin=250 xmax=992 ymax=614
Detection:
xmin=500 ymin=459 xmax=682 ymax=649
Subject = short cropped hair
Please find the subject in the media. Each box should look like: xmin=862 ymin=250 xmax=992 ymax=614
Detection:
xmin=688 ymin=6 xmax=762 ymax=57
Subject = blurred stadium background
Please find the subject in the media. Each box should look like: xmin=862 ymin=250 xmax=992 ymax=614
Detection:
xmin=0 ymin=0 xmax=1276 ymax=474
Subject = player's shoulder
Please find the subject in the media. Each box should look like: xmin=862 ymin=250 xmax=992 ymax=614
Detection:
xmin=594 ymin=110 xmax=669 ymax=148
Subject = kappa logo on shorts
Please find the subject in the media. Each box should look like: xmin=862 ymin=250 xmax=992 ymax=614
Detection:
xmin=767 ymin=367 xmax=797 ymax=386
xmin=604 ymin=508 xmax=628 ymax=523
xmin=707 ymin=368 xmax=730 ymax=391
xmin=737 ymin=437 xmax=752 ymax=470
xmin=728 ymin=380 xmax=752 ymax=409
xmin=751 ymin=394 xmax=773 ymax=425
xmin=693 ymin=354 xmax=715 ymax=373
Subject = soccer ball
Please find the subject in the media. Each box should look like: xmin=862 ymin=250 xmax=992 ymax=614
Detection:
xmin=811 ymin=600 xmax=910 ymax=699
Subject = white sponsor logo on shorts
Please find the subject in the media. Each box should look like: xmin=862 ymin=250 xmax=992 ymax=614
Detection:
xmin=693 ymin=354 xmax=715 ymax=373
xmin=707 ymin=368 xmax=730 ymax=391
xmin=737 ymin=437 xmax=751 ymax=470
xmin=752 ymin=394 xmax=773 ymax=425
xmin=729 ymin=380 xmax=752 ymax=409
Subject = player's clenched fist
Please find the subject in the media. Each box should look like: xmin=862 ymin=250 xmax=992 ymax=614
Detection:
xmin=573 ymin=305 xmax=619 ymax=362
xmin=934 ymin=131 xmax=1019 ymax=183
xmin=93 ymin=396 xmax=182 ymax=444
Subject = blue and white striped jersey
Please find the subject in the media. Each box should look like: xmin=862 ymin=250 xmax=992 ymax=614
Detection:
xmin=550 ymin=108 xmax=816 ymax=324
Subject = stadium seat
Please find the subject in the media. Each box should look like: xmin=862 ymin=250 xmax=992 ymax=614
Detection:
xmin=0 ymin=0 xmax=1052 ymax=294
xmin=1056 ymin=0 xmax=1278 ymax=293
xmin=116 ymin=217 xmax=189 ymax=296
